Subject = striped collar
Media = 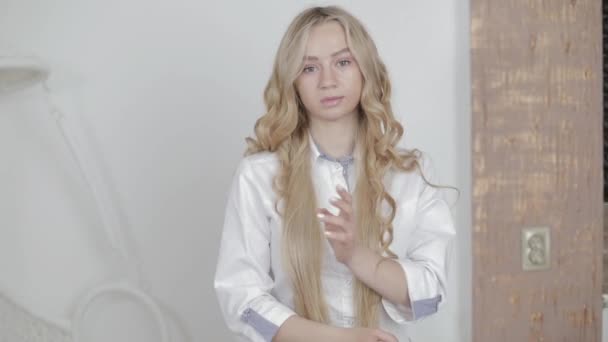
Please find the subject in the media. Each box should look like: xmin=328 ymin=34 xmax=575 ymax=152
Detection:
xmin=308 ymin=130 xmax=355 ymax=168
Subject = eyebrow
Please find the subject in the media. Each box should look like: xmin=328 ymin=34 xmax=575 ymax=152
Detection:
xmin=303 ymin=47 xmax=351 ymax=61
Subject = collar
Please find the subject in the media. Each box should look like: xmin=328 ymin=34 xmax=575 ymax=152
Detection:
xmin=308 ymin=130 xmax=355 ymax=168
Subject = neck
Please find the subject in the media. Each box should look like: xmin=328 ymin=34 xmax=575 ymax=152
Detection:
xmin=309 ymin=111 xmax=359 ymax=159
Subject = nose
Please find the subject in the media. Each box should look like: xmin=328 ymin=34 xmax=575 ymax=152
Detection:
xmin=318 ymin=66 xmax=337 ymax=89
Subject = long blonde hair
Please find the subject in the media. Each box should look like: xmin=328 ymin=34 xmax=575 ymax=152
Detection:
xmin=245 ymin=5 xmax=434 ymax=328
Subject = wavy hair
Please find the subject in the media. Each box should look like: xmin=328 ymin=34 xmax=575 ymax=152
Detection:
xmin=244 ymin=5 xmax=450 ymax=328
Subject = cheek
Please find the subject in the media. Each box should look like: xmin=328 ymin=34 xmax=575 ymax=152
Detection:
xmin=340 ymin=67 xmax=362 ymax=87
xmin=344 ymin=73 xmax=363 ymax=98
xmin=296 ymin=78 xmax=318 ymax=103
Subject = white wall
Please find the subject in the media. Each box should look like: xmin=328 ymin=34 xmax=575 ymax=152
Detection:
xmin=0 ymin=1 xmax=471 ymax=341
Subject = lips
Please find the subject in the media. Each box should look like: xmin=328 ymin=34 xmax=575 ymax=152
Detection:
xmin=321 ymin=96 xmax=343 ymax=102
xmin=320 ymin=96 xmax=344 ymax=107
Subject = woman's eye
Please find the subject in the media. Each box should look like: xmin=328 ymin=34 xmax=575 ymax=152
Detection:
xmin=303 ymin=66 xmax=316 ymax=73
xmin=338 ymin=59 xmax=351 ymax=67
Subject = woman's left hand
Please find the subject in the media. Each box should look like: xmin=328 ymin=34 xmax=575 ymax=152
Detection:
xmin=317 ymin=185 xmax=361 ymax=265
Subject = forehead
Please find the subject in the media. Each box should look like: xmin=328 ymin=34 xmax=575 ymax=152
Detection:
xmin=304 ymin=21 xmax=349 ymax=58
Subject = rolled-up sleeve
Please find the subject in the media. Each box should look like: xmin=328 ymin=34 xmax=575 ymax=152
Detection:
xmin=382 ymin=153 xmax=456 ymax=324
xmin=214 ymin=158 xmax=296 ymax=342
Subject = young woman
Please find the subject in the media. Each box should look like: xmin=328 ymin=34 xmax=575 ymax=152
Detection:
xmin=214 ymin=5 xmax=456 ymax=342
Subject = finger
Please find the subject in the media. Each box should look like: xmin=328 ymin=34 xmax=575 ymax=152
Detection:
xmin=323 ymin=228 xmax=347 ymax=242
xmin=317 ymin=207 xmax=337 ymax=219
xmin=317 ymin=209 xmax=343 ymax=230
xmin=336 ymin=185 xmax=353 ymax=204
xmin=323 ymin=222 xmax=346 ymax=234
xmin=317 ymin=207 xmax=333 ymax=216
xmin=375 ymin=330 xmax=398 ymax=342
xmin=317 ymin=213 xmax=347 ymax=227
xmin=329 ymin=197 xmax=353 ymax=217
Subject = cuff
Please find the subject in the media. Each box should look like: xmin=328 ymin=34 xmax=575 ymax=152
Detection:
xmin=240 ymin=304 xmax=296 ymax=342
xmin=381 ymin=258 xmax=444 ymax=324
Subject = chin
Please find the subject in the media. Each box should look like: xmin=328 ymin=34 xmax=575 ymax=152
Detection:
xmin=312 ymin=108 xmax=349 ymax=120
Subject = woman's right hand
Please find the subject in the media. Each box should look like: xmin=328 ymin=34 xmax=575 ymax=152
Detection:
xmin=341 ymin=327 xmax=399 ymax=342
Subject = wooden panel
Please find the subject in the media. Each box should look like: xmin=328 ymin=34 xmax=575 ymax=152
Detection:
xmin=471 ymin=1 xmax=603 ymax=341
xmin=604 ymin=204 xmax=608 ymax=294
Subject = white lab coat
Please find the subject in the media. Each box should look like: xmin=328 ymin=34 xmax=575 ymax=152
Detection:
xmin=214 ymin=133 xmax=456 ymax=342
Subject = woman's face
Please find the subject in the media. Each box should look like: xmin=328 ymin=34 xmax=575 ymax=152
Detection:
xmin=295 ymin=21 xmax=363 ymax=123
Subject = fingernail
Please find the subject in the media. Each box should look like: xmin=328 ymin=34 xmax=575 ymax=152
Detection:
xmin=329 ymin=196 xmax=339 ymax=203
xmin=317 ymin=213 xmax=325 ymax=219
xmin=324 ymin=230 xmax=332 ymax=237
xmin=337 ymin=185 xmax=346 ymax=192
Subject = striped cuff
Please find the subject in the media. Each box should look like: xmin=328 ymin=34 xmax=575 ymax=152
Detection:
xmin=412 ymin=295 xmax=442 ymax=319
xmin=240 ymin=308 xmax=287 ymax=342
xmin=381 ymin=294 xmax=442 ymax=324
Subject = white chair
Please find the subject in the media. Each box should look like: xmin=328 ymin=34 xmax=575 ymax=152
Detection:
xmin=0 ymin=47 xmax=170 ymax=342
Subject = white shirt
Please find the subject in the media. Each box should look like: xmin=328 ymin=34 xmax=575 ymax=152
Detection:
xmin=214 ymin=133 xmax=456 ymax=342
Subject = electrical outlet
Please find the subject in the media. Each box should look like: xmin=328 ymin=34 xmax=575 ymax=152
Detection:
xmin=522 ymin=226 xmax=550 ymax=271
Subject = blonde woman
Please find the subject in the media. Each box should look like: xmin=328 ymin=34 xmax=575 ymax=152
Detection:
xmin=214 ymin=5 xmax=456 ymax=342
